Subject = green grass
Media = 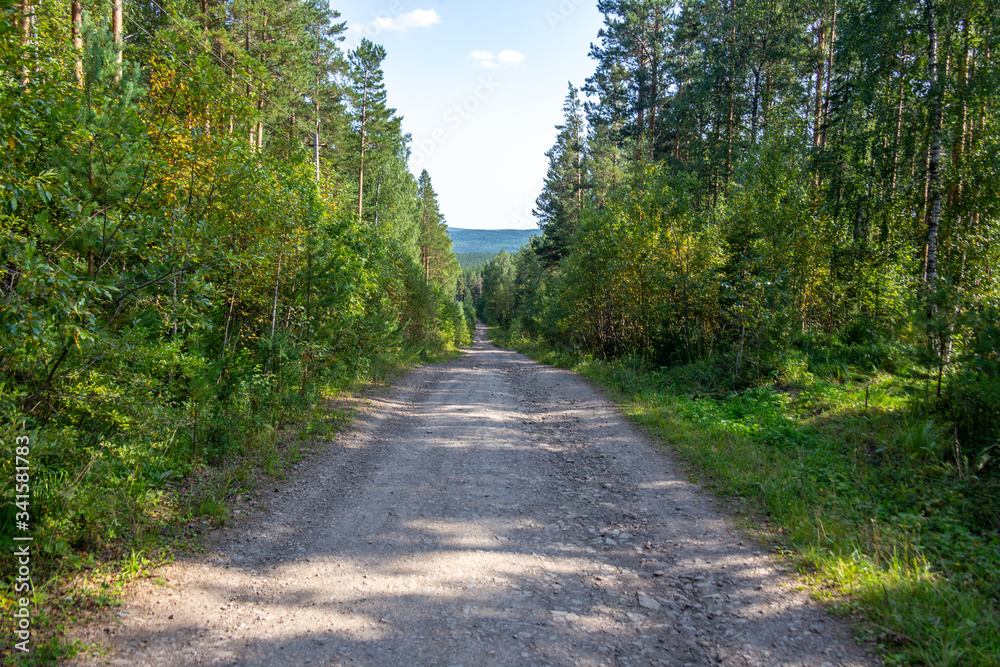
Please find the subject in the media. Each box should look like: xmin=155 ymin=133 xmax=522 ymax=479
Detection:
xmin=492 ymin=328 xmax=1000 ymax=667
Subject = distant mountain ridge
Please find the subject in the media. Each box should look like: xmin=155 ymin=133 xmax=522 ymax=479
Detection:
xmin=446 ymin=228 xmax=538 ymax=255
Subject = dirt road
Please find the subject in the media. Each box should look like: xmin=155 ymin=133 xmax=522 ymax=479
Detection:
xmin=72 ymin=324 xmax=873 ymax=666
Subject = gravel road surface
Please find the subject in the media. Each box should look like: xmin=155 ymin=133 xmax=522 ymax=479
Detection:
xmin=70 ymin=324 xmax=874 ymax=666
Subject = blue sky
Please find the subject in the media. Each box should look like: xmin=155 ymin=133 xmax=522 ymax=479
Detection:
xmin=334 ymin=1 xmax=605 ymax=230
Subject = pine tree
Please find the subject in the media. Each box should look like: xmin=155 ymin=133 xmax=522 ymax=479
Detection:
xmin=585 ymin=0 xmax=670 ymax=158
xmin=416 ymin=170 xmax=459 ymax=290
xmin=346 ymin=38 xmax=399 ymax=222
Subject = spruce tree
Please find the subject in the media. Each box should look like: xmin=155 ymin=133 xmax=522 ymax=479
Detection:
xmin=534 ymin=84 xmax=587 ymax=267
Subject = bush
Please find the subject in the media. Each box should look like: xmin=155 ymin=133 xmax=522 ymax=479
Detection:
xmin=943 ymin=373 xmax=1000 ymax=474
xmin=944 ymin=307 xmax=1000 ymax=475
xmin=462 ymin=301 xmax=477 ymax=341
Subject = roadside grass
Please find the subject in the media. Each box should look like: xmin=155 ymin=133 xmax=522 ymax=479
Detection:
xmin=0 ymin=400 xmax=348 ymax=665
xmin=493 ymin=328 xmax=1000 ymax=667
xmin=0 ymin=345 xmax=461 ymax=666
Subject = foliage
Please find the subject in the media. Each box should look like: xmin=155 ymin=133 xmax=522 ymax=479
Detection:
xmin=485 ymin=0 xmax=1000 ymax=662
xmin=455 ymin=252 xmax=498 ymax=270
xmin=1 ymin=0 xmax=464 ymax=656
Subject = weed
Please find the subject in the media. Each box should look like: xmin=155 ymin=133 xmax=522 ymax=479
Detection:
xmin=893 ymin=418 xmax=945 ymax=462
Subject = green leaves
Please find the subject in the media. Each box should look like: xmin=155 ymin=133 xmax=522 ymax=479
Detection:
xmin=0 ymin=0 xmax=464 ymax=614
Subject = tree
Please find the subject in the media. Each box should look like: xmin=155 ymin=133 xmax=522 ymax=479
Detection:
xmin=346 ymin=38 xmax=399 ymax=222
xmin=0 ymin=0 xmax=471 ymax=586
xmin=480 ymin=250 xmax=517 ymax=326
xmin=585 ymin=0 xmax=670 ymax=159
xmin=417 ymin=170 xmax=459 ymax=290
xmin=535 ymin=84 xmax=588 ymax=267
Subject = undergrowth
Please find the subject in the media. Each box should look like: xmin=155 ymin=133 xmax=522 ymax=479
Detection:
xmin=492 ymin=328 xmax=1000 ymax=667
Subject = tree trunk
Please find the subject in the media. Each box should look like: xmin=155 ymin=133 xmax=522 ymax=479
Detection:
xmin=648 ymin=6 xmax=662 ymax=159
xmin=256 ymin=98 xmax=264 ymax=148
xmin=270 ymin=256 xmax=282 ymax=339
xmin=228 ymin=67 xmax=235 ymax=136
xmin=21 ymin=0 xmax=31 ymax=43
xmin=20 ymin=0 xmax=31 ymax=83
xmin=922 ymin=0 xmax=948 ymax=397
xmin=725 ymin=94 xmax=735 ymax=188
xmin=357 ymin=73 xmax=369 ymax=220
xmin=314 ymin=79 xmax=321 ymax=183
xmin=112 ymin=0 xmax=122 ymax=81
xmin=763 ymin=71 xmax=772 ymax=130
xmin=813 ymin=16 xmax=826 ymax=147
xmin=576 ymin=130 xmax=583 ymax=214
xmin=891 ymin=72 xmax=904 ymax=192
xmin=949 ymin=22 xmax=971 ymax=208
xmin=71 ymin=0 xmax=83 ymax=85
xmin=222 ymin=285 xmax=237 ymax=357
xmin=246 ymin=26 xmax=254 ymax=148
xmin=821 ymin=0 xmax=838 ymax=147
xmin=923 ymin=0 xmax=944 ymax=292
xmin=674 ymin=54 xmax=687 ymax=161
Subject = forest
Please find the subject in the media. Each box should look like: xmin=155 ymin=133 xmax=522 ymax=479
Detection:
xmin=454 ymin=252 xmax=497 ymax=270
xmin=468 ymin=0 xmax=1000 ymax=663
xmin=1 ymin=0 xmax=469 ymax=655
xmin=3 ymin=0 xmax=1000 ymax=662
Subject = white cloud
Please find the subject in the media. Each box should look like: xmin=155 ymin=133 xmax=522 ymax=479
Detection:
xmin=348 ymin=9 xmax=441 ymax=45
xmin=400 ymin=9 xmax=441 ymax=29
xmin=497 ymin=50 xmax=526 ymax=65
xmin=470 ymin=50 xmax=526 ymax=69
xmin=375 ymin=9 xmax=441 ymax=31
xmin=470 ymin=51 xmax=499 ymax=69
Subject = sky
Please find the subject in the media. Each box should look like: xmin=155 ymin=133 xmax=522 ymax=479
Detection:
xmin=333 ymin=1 xmax=605 ymax=230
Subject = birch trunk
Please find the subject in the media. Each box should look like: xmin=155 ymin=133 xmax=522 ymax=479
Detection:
xmin=72 ymin=0 xmax=83 ymax=85
xmin=923 ymin=0 xmax=944 ymax=292
xmin=112 ymin=0 xmax=122 ymax=81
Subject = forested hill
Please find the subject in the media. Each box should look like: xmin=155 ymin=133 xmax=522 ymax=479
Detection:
xmin=447 ymin=228 xmax=537 ymax=254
